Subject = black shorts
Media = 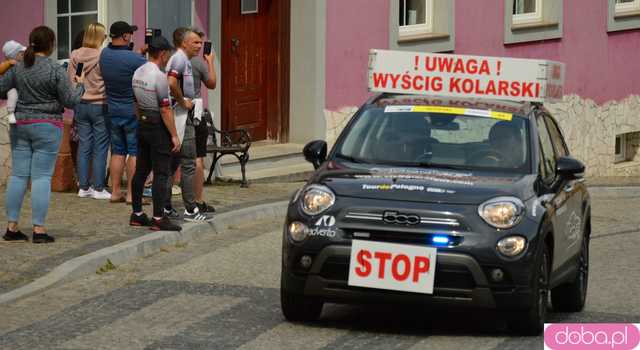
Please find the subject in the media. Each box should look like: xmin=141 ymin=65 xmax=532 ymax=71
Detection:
xmin=195 ymin=119 xmax=208 ymax=158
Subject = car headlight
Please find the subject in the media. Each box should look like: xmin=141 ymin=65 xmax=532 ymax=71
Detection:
xmin=301 ymin=184 xmax=335 ymax=216
xmin=497 ymin=236 xmax=527 ymax=257
xmin=478 ymin=197 xmax=524 ymax=229
xmin=288 ymin=221 xmax=309 ymax=242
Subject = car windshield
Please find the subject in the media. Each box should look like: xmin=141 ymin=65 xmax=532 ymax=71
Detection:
xmin=335 ymin=106 xmax=531 ymax=173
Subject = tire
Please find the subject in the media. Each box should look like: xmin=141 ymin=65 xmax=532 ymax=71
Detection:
xmin=552 ymin=232 xmax=589 ymax=312
xmin=280 ymin=290 xmax=323 ymax=322
xmin=507 ymin=243 xmax=550 ymax=336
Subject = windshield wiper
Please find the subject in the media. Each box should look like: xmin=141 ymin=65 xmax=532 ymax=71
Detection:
xmin=335 ymin=153 xmax=369 ymax=164
xmin=412 ymin=162 xmax=470 ymax=171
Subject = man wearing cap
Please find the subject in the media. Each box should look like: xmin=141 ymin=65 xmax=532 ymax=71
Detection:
xmin=100 ymin=21 xmax=147 ymax=204
xmin=130 ymin=36 xmax=181 ymax=231
xmin=1 ymin=41 xmax=26 ymax=124
xmin=1 ymin=40 xmax=26 ymax=75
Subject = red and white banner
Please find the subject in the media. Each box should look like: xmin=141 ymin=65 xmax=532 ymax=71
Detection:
xmin=368 ymin=49 xmax=564 ymax=103
xmin=348 ymin=240 xmax=437 ymax=294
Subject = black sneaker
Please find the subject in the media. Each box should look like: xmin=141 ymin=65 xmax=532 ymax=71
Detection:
xmin=32 ymin=233 xmax=55 ymax=244
xmin=151 ymin=217 xmax=182 ymax=231
xmin=3 ymin=229 xmax=29 ymax=242
xmin=163 ymin=207 xmax=181 ymax=219
xmin=130 ymin=213 xmax=152 ymax=227
xmin=197 ymin=201 xmax=216 ymax=213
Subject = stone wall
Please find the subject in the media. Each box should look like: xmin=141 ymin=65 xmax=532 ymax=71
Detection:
xmin=0 ymin=107 xmax=11 ymax=188
xmin=324 ymin=94 xmax=640 ymax=177
xmin=547 ymin=95 xmax=640 ymax=177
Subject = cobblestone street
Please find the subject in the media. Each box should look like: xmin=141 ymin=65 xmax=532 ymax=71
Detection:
xmin=0 ymin=186 xmax=638 ymax=349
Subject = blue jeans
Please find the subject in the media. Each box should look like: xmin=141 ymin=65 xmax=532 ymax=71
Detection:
xmin=75 ymin=103 xmax=110 ymax=191
xmin=6 ymin=123 xmax=62 ymax=227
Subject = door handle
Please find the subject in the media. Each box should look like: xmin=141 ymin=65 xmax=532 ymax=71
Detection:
xmin=231 ymin=38 xmax=240 ymax=51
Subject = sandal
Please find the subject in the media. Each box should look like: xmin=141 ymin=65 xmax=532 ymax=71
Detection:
xmin=110 ymin=197 xmax=126 ymax=203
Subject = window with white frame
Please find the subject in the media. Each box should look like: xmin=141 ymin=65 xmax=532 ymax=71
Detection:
xmin=512 ymin=0 xmax=543 ymax=25
xmin=399 ymin=0 xmax=434 ymax=39
xmin=56 ymin=0 xmax=104 ymax=60
xmin=615 ymin=0 xmax=640 ymax=14
xmin=615 ymin=134 xmax=627 ymax=163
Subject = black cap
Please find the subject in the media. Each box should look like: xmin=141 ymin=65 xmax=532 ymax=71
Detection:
xmin=110 ymin=21 xmax=138 ymax=38
xmin=149 ymin=35 xmax=173 ymax=51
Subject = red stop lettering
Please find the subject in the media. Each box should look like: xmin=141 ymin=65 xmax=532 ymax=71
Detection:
xmin=391 ymin=254 xmax=411 ymax=281
xmin=413 ymin=256 xmax=431 ymax=282
xmin=374 ymin=252 xmax=392 ymax=278
xmin=355 ymin=249 xmax=372 ymax=277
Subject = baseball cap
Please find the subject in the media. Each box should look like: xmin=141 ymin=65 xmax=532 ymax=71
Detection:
xmin=2 ymin=40 xmax=26 ymax=60
xmin=149 ymin=36 xmax=173 ymax=51
xmin=109 ymin=21 xmax=138 ymax=38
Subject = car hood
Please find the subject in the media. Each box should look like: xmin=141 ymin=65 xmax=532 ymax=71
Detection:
xmin=313 ymin=162 xmax=537 ymax=205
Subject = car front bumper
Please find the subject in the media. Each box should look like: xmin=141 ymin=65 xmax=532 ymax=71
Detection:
xmin=282 ymin=244 xmax=536 ymax=310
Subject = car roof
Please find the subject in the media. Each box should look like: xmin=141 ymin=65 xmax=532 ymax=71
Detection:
xmin=368 ymin=93 xmax=538 ymax=117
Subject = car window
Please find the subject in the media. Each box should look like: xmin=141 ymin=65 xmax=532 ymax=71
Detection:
xmin=544 ymin=115 xmax=569 ymax=158
xmin=536 ymin=114 xmax=557 ymax=182
xmin=336 ymin=106 xmax=531 ymax=173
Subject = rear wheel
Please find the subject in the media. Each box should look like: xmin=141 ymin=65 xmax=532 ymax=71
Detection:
xmin=280 ymin=290 xmax=323 ymax=322
xmin=508 ymin=244 xmax=550 ymax=335
xmin=552 ymin=232 xmax=589 ymax=312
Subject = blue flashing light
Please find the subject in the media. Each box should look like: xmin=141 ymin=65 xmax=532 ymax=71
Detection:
xmin=432 ymin=235 xmax=450 ymax=245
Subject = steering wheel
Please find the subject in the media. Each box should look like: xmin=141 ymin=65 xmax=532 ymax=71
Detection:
xmin=469 ymin=149 xmax=506 ymax=166
xmin=415 ymin=152 xmax=433 ymax=163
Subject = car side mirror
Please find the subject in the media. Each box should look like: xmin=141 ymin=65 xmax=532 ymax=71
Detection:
xmin=556 ymin=156 xmax=585 ymax=180
xmin=303 ymin=140 xmax=327 ymax=170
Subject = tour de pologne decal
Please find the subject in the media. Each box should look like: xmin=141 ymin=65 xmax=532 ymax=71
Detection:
xmin=361 ymin=183 xmax=456 ymax=194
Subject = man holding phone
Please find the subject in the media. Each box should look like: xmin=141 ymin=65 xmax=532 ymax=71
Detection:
xmin=100 ymin=21 xmax=147 ymax=204
xmin=191 ymin=29 xmax=217 ymax=214
xmin=163 ymin=28 xmax=212 ymax=222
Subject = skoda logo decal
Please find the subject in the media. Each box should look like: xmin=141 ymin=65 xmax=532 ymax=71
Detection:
xmin=382 ymin=211 xmax=420 ymax=225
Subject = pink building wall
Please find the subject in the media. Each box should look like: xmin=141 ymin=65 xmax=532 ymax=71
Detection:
xmin=0 ymin=0 xmax=44 ymax=60
xmin=325 ymin=0 xmax=389 ymax=110
xmin=325 ymin=0 xmax=640 ymax=110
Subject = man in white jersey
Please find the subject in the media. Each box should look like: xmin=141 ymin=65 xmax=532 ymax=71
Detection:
xmin=129 ymin=36 xmax=181 ymax=232
xmin=164 ymin=28 xmax=211 ymax=222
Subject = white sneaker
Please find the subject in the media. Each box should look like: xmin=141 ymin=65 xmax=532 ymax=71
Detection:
xmin=92 ymin=189 xmax=112 ymax=200
xmin=78 ymin=188 xmax=94 ymax=198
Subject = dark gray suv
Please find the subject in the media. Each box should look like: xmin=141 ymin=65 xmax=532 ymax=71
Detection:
xmin=280 ymin=94 xmax=590 ymax=335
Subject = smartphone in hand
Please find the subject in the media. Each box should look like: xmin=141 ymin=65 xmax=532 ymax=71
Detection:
xmin=145 ymin=28 xmax=153 ymax=44
xmin=203 ymin=41 xmax=212 ymax=57
xmin=75 ymin=62 xmax=84 ymax=77
xmin=145 ymin=28 xmax=162 ymax=44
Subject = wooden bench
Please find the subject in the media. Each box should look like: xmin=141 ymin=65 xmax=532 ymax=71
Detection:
xmin=202 ymin=109 xmax=252 ymax=187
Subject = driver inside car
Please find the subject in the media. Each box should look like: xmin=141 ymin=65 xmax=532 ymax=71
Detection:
xmin=375 ymin=114 xmax=435 ymax=163
xmin=486 ymin=121 xmax=525 ymax=168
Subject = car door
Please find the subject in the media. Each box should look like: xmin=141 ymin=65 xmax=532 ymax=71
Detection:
xmin=544 ymin=114 xmax=585 ymax=260
xmin=535 ymin=113 xmax=571 ymax=271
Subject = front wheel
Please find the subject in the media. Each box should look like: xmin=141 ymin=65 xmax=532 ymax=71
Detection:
xmin=280 ymin=290 xmax=323 ymax=322
xmin=507 ymin=244 xmax=550 ymax=335
xmin=552 ymin=233 xmax=589 ymax=312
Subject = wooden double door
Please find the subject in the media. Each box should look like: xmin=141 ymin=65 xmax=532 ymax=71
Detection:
xmin=222 ymin=0 xmax=289 ymax=142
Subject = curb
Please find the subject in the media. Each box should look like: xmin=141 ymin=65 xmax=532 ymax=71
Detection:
xmin=0 ymin=201 xmax=289 ymax=305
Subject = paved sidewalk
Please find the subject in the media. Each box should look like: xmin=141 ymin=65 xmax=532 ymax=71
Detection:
xmin=0 ymin=181 xmax=304 ymax=295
